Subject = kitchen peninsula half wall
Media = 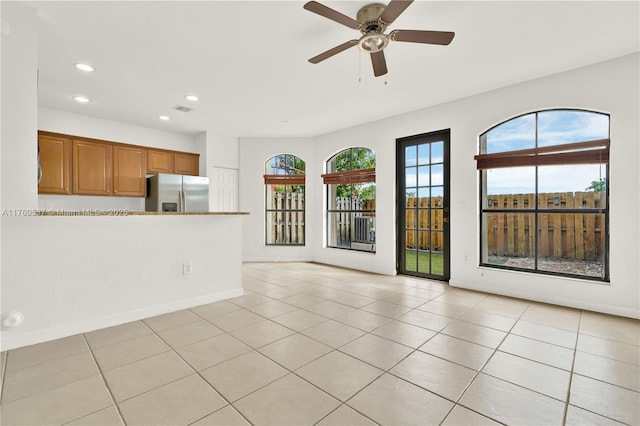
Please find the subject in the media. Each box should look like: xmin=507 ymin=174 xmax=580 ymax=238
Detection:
xmin=1 ymin=212 xmax=247 ymax=350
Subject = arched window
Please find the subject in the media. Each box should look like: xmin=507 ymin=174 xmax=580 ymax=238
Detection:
xmin=323 ymin=147 xmax=376 ymax=252
xmin=475 ymin=109 xmax=609 ymax=280
xmin=264 ymin=154 xmax=305 ymax=245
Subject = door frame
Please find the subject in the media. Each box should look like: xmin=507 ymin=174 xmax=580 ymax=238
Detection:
xmin=396 ymin=129 xmax=451 ymax=281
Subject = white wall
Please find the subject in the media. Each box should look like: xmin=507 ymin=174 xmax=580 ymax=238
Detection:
xmin=37 ymin=107 xmax=202 ymax=210
xmin=198 ymin=130 xmax=240 ymax=212
xmin=1 ymin=2 xmax=38 ymax=211
xmin=239 ymin=53 xmax=640 ymax=318
xmin=1 ymin=215 xmax=244 ymax=350
xmin=239 ymin=138 xmax=315 ymax=261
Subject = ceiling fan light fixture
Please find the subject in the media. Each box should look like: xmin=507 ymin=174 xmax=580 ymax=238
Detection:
xmin=358 ymin=33 xmax=389 ymax=53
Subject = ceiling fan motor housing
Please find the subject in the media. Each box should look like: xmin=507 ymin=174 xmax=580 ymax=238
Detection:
xmin=357 ymin=3 xmax=389 ymax=52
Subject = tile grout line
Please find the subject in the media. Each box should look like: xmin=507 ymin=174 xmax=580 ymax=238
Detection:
xmin=78 ymin=333 xmax=127 ymax=426
xmin=0 ymin=350 xmax=7 ymax=405
xmin=440 ymin=299 xmax=532 ymax=424
xmin=148 ymin=325 xmax=256 ymax=426
xmin=561 ymin=309 xmax=582 ymax=425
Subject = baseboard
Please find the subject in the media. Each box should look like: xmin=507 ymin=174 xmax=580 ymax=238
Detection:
xmin=243 ymin=256 xmax=314 ymax=262
xmin=0 ymin=288 xmax=245 ymax=351
xmin=449 ymin=280 xmax=640 ymax=319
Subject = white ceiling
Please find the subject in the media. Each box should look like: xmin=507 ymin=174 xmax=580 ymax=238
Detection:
xmin=29 ymin=1 xmax=639 ymax=138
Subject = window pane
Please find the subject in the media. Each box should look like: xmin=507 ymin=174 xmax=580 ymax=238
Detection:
xmin=406 ymin=189 xmax=417 ymax=207
xmin=327 ymin=212 xmax=375 ymax=252
xmin=431 ymin=142 xmax=443 ymax=163
xmin=430 ymin=232 xmax=444 ymax=275
xmin=406 ymin=167 xmax=417 ymax=187
xmin=418 ymin=187 xmax=429 ymax=207
xmin=418 ymin=166 xmax=430 ymax=186
xmin=431 ymin=164 xmax=443 ymax=186
xmin=405 ymin=146 xmax=417 ymax=167
xmin=431 ymin=186 xmax=443 ymax=207
xmin=418 ymin=209 xmax=429 ymax=229
xmin=418 ymin=230 xmax=429 ymax=251
xmin=418 ymin=144 xmax=429 ymax=165
xmin=485 ymin=167 xmax=535 ymax=208
xmin=538 ymin=110 xmax=609 ymax=147
xmin=266 ymin=211 xmax=285 ymax=244
xmin=406 ymin=230 xmax=417 ymax=250
xmin=417 ymin=250 xmax=430 ymax=274
xmin=430 ymin=209 xmax=443 ymax=230
xmin=405 ymin=243 xmax=417 ymax=272
xmin=406 ymin=210 xmax=416 ymax=229
xmin=482 ymin=212 xmax=536 ymax=268
xmin=485 ymin=113 xmax=536 ymax=153
xmin=538 ymin=213 xmax=604 ymax=278
xmin=356 ymin=183 xmax=375 ymax=205
xmin=352 ymin=147 xmax=376 ymax=169
xmin=538 ymin=165 xmax=606 ymax=209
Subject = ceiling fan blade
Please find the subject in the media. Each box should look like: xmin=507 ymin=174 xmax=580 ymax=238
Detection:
xmin=303 ymin=1 xmax=361 ymax=29
xmin=379 ymin=0 xmax=414 ymax=25
xmin=370 ymin=51 xmax=388 ymax=77
xmin=390 ymin=30 xmax=455 ymax=45
xmin=309 ymin=40 xmax=358 ymax=64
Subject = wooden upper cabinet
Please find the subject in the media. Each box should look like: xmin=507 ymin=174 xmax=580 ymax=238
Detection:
xmin=38 ymin=135 xmax=71 ymax=194
xmin=174 ymin=152 xmax=199 ymax=176
xmin=147 ymin=149 xmax=174 ymax=174
xmin=72 ymin=139 xmax=113 ymax=196
xmin=113 ymin=145 xmax=147 ymax=197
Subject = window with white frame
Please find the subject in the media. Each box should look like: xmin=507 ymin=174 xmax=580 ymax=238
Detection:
xmin=264 ymin=154 xmax=305 ymax=245
xmin=323 ymin=147 xmax=376 ymax=252
xmin=476 ymin=109 xmax=610 ymax=281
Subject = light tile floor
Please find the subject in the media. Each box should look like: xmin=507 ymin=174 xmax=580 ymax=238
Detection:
xmin=1 ymin=262 xmax=639 ymax=425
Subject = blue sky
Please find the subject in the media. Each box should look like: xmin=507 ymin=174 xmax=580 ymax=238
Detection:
xmin=484 ymin=110 xmax=609 ymax=194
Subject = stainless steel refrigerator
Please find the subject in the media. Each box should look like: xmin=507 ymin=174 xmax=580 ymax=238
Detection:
xmin=145 ymin=173 xmax=209 ymax=212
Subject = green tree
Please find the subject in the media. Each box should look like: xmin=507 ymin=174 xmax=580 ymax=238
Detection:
xmin=332 ymin=148 xmax=376 ymax=199
xmin=585 ymin=178 xmax=606 ymax=192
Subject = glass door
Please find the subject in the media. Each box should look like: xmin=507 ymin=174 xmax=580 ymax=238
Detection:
xmin=397 ymin=130 xmax=450 ymax=281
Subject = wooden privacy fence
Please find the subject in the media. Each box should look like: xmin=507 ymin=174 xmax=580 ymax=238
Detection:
xmin=405 ymin=196 xmax=444 ymax=251
xmin=485 ymin=192 xmax=605 ymax=260
xmin=267 ymin=191 xmax=305 ymax=244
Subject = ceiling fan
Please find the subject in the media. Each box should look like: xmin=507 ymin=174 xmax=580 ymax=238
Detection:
xmin=304 ymin=0 xmax=455 ymax=77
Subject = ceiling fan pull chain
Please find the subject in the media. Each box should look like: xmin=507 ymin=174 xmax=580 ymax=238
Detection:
xmin=358 ymin=51 xmax=362 ymax=82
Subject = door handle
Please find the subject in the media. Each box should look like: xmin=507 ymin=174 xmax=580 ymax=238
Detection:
xmin=443 ymin=218 xmax=449 ymax=223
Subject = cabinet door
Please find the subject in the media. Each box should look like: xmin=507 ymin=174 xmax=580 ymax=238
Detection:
xmin=73 ymin=140 xmax=113 ymax=195
xmin=174 ymin=152 xmax=199 ymax=176
xmin=38 ymin=135 xmax=71 ymax=194
xmin=113 ymin=145 xmax=147 ymax=197
xmin=147 ymin=149 xmax=173 ymax=173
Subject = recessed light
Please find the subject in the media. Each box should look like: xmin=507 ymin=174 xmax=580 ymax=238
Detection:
xmin=158 ymin=115 xmax=171 ymax=121
xmin=74 ymin=63 xmax=95 ymax=72
xmin=184 ymin=95 xmax=199 ymax=102
xmin=73 ymin=95 xmax=91 ymax=103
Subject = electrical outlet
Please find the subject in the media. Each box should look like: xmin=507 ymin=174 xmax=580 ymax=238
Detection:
xmin=183 ymin=261 xmax=193 ymax=275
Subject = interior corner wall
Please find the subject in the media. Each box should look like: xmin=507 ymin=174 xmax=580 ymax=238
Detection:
xmin=238 ymin=53 xmax=639 ymax=318
xmin=205 ymin=132 xmax=239 ymax=170
xmin=315 ymin=53 xmax=640 ymax=318
xmin=1 ymin=1 xmax=38 ymax=211
xmin=239 ymin=137 xmax=315 ymax=262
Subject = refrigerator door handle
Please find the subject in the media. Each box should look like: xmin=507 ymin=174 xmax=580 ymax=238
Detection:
xmin=183 ymin=190 xmax=188 ymax=212
xmin=178 ymin=190 xmax=183 ymax=212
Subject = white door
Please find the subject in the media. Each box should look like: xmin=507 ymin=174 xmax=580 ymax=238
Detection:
xmin=210 ymin=167 xmax=238 ymax=212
